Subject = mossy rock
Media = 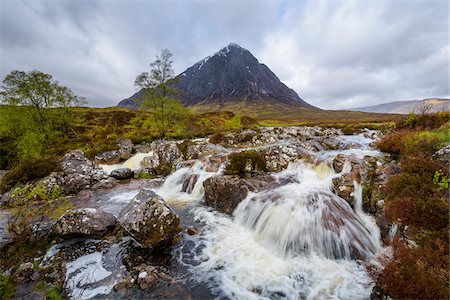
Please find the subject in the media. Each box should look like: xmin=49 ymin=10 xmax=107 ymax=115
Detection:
xmin=224 ymin=150 xmax=267 ymax=177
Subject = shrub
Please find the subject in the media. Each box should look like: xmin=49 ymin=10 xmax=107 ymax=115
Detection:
xmin=237 ymin=133 xmax=255 ymax=143
xmin=209 ymin=132 xmax=226 ymax=144
xmin=224 ymin=150 xmax=267 ymax=176
xmin=0 ymin=158 xmax=59 ymax=192
xmin=376 ymin=130 xmax=411 ymax=155
xmin=377 ymin=239 xmax=449 ymax=299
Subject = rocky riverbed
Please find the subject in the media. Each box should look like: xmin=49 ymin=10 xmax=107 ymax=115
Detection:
xmin=0 ymin=126 xmax=404 ymax=299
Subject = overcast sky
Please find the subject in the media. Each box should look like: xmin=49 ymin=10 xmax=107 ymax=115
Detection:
xmin=0 ymin=0 xmax=448 ymax=109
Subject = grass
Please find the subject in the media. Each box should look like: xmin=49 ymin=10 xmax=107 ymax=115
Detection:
xmin=190 ymin=101 xmax=402 ymax=124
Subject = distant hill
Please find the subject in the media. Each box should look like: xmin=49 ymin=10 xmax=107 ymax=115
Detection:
xmin=350 ymin=98 xmax=449 ymax=114
xmin=118 ymin=43 xmax=318 ymax=110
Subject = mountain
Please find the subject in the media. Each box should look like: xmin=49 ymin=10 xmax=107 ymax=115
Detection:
xmin=118 ymin=43 xmax=317 ymax=110
xmin=350 ymin=98 xmax=450 ymax=114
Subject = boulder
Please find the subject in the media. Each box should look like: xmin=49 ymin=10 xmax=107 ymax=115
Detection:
xmin=432 ymin=145 xmax=450 ymax=165
xmin=51 ymin=208 xmax=116 ymax=238
xmin=203 ymin=175 xmax=276 ymax=214
xmin=181 ymin=174 xmax=199 ymax=193
xmin=59 ymin=150 xmax=108 ymax=193
xmin=332 ymin=163 xmax=361 ymax=207
xmin=332 ymin=154 xmax=347 ymax=173
xmin=94 ymin=150 xmax=121 ymax=165
xmin=110 ymin=168 xmax=134 ymax=180
xmin=140 ymin=141 xmax=183 ymax=174
xmin=14 ymin=262 xmax=35 ymax=282
xmin=94 ymin=139 xmax=134 ymax=165
xmin=117 ymin=138 xmax=134 ymax=160
xmin=262 ymin=144 xmax=311 ymax=172
xmin=118 ymin=190 xmax=182 ymax=248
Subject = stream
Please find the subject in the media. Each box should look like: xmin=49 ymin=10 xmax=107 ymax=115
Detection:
xmin=41 ymin=130 xmax=387 ymax=300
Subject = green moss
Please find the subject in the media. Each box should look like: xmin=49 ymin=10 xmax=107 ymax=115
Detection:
xmin=0 ymin=158 xmax=59 ymax=192
xmin=137 ymin=171 xmax=157 ymax=179
xmin=224 ymin=150 xmax=267 ymax=177
xmin=177 ymin=139 xmax=192 ymax=159
xmin=0 ymin=275 xmax=15 ymax=299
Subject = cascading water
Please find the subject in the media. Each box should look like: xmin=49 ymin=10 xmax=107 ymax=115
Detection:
xmin=44 ymin=129 xmax=387 ymax=300
xmin=181 ymin=160 xmax=383 ymax=299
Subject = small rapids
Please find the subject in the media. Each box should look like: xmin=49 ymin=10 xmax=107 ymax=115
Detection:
xmin=46 ymin=130 xmax=386 ymax=299
xmin=181 ymin=161 xmax=382 ymax=300
xmin=233 ymin=163 xmax=381 ymax=260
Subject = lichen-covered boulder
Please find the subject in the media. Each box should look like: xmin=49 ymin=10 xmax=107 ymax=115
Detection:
xmin=110 ymin=168 xmax=133 ymax=180
xmin=94 ymin=150 xmax=121 ymax=165
xmin=118 ymin=190 xmax=182 ymax=248
xmin=59 ymin=150 xmax=108 ymax=193
xmin=51 ymin=208 xmax=117 ymax=238
xmin=203 ymin=175 xmax=276 ymax=214
xmin=432 ymin=145 xmax=450 ymax=165
xmin=94 ymin=139 xmax=134 ymax=164
xmin=140 ymin=141 xmax=183 ymax=174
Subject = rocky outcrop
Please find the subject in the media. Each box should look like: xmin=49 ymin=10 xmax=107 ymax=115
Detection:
xmin=59 ymin=150 xmax=108 ymax=194
xmin=118 ymin=190 xmax=182 ymax=248
xmin=181 ymin=174 xmax=199 ymax=193
xmin=203 ymin=175 xmax=276 ymax=214
xmin=51 ymin=208 xmax=117 ymax=238
xmin=140 ymin=141 xmax=184 ymax=174
xmin=262 ymin=144 xmax=311 ymax=172
xmin=94 ymin=139 xmax=134 ymax=165
xmin=432 ymin=145 xmax=450 ymax=166
xmin=110 ymin=168 xmax=133 ymax=180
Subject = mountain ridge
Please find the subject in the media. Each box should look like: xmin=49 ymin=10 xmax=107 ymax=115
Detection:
xmin=350 ymin=98 xmax=449 ymax=114
xmin=118 ymin=43 xmax=318 ymax=110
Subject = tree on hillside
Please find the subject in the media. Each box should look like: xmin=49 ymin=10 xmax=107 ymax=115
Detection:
xmin=0 ymin=70 xmax=86 ymax=160
xmin=135 ymin=49 xmax=188 ymax=139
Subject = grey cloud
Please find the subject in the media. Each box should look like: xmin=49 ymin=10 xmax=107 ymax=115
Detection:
xmin=0 ymin=0 xmax=448 ymax=108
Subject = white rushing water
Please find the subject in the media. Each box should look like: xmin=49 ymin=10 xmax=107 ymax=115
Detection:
xmin=180 ymin=161 xmax=383 ymax=300
xmin=54 ymin=130 xmax=386 ymax=299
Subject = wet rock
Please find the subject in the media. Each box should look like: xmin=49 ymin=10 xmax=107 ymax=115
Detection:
xmin=110 ymin=168 xmax=134 ymax=180
xmin=203 ymin=155 xmax=226 ymax=172
xmin=332 ymin=162 xmax=361 ymax=207
xmin=136 ymin=265 xmax=176 ymax=291
xmin=118 ymin=190 xmax=182 ymax=248
xmin=262 ymin=144 xmax=311 ymax=172
xmin=333 ymin=154 xmax=347 ymax=173
xmin=181 ymin=174 xmax=199 ymax=193
xmin=51 ymin=208 xmax=116 ymax=238
xmin=186 ymin=226 xmax=198 ymax=235
xmin=432 ymin=145 xmax=450 ymax=165
xmin=14 ymin=262 xmax=34 ymax=282
xmin=203 ymin=175 xmax=276 ymax=214
xmin=140 ymin=141 xmax=183 ymax=174
xmin=113 ymin=276 xmax=135 ymax=294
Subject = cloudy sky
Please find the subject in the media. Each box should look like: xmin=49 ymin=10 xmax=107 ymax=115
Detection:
xmin=0 ymin=0 xmax=448 ymax=109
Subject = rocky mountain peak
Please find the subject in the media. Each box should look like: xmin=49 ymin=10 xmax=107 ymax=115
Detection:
xmin=119 ymin=43 xmax=318 ymax=110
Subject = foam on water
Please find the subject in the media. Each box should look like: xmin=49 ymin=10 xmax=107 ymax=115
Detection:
xmin=184 ymin=161 xmax=383 ymax=299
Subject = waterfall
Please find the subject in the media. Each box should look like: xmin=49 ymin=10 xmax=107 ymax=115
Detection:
xmin=233 ymin=163 xmax=382 ymax=260
xmin=187 ymin=160 xmax=384 ymax=299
